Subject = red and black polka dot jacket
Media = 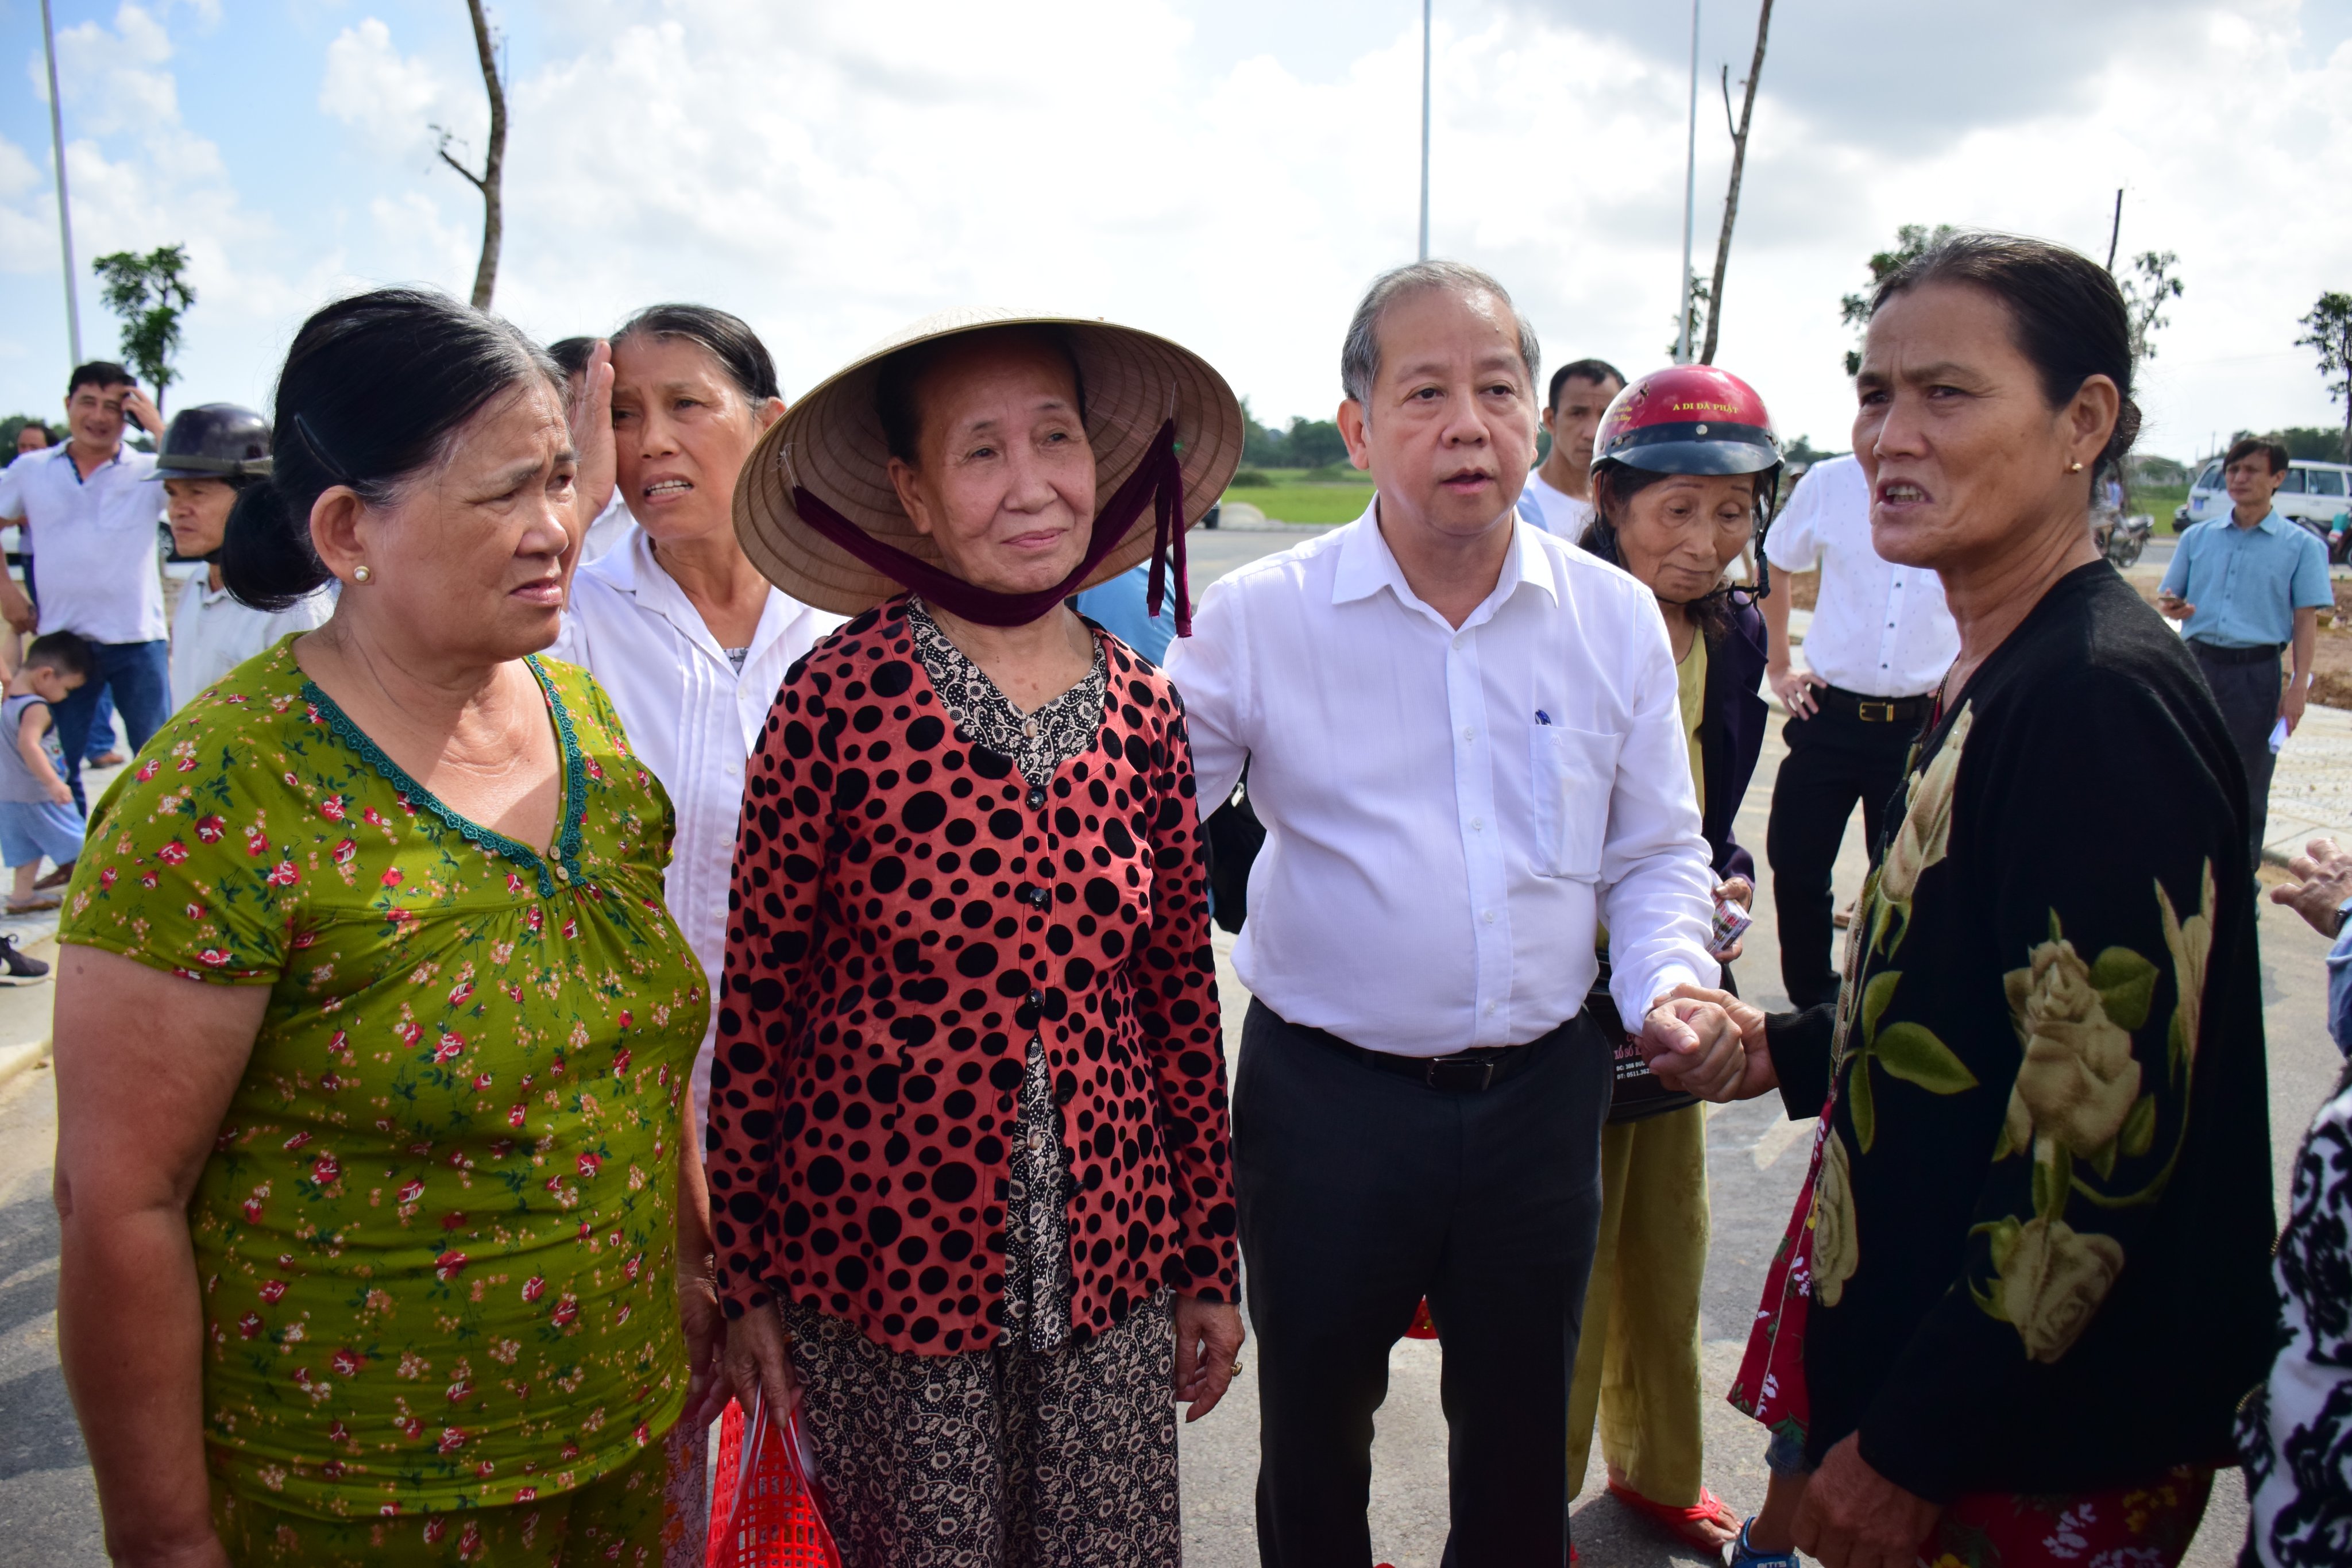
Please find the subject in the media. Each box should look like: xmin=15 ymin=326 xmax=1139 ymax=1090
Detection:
xmin=706 ymin=596 xmax=1239 ymax=1355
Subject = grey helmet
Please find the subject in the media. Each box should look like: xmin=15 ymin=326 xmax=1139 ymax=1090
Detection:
xmin=154 ymin=403 xmax=272 ymax=481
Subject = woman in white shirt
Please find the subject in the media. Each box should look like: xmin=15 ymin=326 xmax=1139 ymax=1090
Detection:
xmin=550 ymin=306 xmax=839 ymax=1114
xmin=157 ymin=404 xmax=333 ymax=711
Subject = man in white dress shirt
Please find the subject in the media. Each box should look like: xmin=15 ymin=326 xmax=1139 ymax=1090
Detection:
xmin=1515 ymin=357 xmax=1623 ymax=539
xmin=1760 ymin=452 xmax=1958 ymax=1008
xmin=0 ymin=362 xmax=172 ymax=809
xmin=1165 ymin=262 xmax=1737 ymax=1567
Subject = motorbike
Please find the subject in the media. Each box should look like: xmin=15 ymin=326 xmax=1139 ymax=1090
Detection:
xmin=2093 ymin=510 xmax=2153 ymax=567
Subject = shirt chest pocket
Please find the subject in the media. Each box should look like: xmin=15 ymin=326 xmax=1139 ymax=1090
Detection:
xmin=1528 ymin=725 xmax=1622 ymax=880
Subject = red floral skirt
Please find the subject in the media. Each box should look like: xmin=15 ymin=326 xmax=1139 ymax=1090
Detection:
xmin=1921 ymin=1465 xmax=2214 ymax=1566
xmin=1727 ymin=1107 xmax=1827 ymax=1451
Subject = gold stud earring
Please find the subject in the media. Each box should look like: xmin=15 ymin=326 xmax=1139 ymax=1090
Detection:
xmin=2068 ymin=461 xmax=2083 ymax=473
xmin=353 ymin=565 xmax=373 ymax=583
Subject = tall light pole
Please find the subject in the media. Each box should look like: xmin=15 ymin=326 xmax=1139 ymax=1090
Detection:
xmin=1411 ymin=0 xmax=1430 ymax=261
xmin=40 ymin=0 xmax=83 ymax=365
xmin=1674 ymin=0 xmax=1701 ymax=364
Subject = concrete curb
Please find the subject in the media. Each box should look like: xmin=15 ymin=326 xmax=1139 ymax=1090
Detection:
xmin=0 ymin=930 xmax=59 ymax=1091
xmin=0 ymin=1033 xmax=49 ymax=1091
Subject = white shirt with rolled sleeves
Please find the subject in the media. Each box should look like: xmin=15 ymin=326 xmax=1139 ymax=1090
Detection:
xmin=547 ymin=530 xmax=843 ymax=1111
xmin=1164 ymin=503 xmax=1718 ymax=1058
xmin=1762 ymin=453 xmax=1957 ymax=698
xmin=0 ymin=443 xmax=168 ymax=643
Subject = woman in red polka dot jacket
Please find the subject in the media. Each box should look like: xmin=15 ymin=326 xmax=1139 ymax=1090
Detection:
xmin=708 ymin=309 xmax=1248 ymax=1566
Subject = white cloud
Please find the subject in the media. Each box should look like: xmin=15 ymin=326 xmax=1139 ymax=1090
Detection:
xmin=319 ymin=17 xmax=478 ymax=160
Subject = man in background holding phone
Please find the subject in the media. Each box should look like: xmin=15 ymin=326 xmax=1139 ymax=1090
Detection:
xmin=0 ymin=363 xmax=169 ymax=808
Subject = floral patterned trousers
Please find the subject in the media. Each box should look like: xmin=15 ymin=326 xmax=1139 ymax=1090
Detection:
xmin=1921 ymin=1463 xmax=2214 ymax=1567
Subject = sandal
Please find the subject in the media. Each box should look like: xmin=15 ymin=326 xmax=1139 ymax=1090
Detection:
xmin=1728 ymin=1515 xmax=1801 ymax=1567
xmin=1606 ymin=1479 xmax=1740 ymax=1552
xmin=5 ymin=894 xmax=60 ymax=914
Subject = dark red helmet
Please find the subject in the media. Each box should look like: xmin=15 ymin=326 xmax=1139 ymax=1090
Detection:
xmin=1588 ymin=364 xmax=1785 ymax=601
xmin=1592 ymin=365 xmax=1779 ymax=481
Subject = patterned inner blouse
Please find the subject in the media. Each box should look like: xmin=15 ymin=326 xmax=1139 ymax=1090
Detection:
xmin=907 ymin=597 xmax=1108 ymax=1351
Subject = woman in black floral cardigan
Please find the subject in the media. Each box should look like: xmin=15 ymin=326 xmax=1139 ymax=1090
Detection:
xmin=1665 ymin=233 xmax=2278 ymax=1568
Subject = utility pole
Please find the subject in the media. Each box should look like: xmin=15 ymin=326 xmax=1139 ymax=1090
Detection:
xmin=1418 ymin=0 xmax=1431 ymax=261
xmin=2106 ymin=187 xmax=2123 ymax=272
xmin=1675 ymin=0 xmax=1701 ymax=364
xmin=40 ymin=0 xmax=83 ymax=365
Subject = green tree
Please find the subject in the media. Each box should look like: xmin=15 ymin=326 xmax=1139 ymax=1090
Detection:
xmin=1839 ymin=224 xmax=1956 ymax=375
xmin=2117 ymin=251 xmax=2184 ymax=366
xmin=91 ymin=244 xmax=196 ymax=412
xmin=2297 ymin=292 xmax=2352 ymax=462
xmin=1667 ymin=274 xmax=1711 ymax=362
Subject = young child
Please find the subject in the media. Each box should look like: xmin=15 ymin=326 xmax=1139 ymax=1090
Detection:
xmin=0 ymin=631 xmax=92 ymax=918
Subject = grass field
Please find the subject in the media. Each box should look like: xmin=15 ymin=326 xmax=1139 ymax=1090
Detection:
xmin=1222 ymin=465 xmax=1372 ymax=525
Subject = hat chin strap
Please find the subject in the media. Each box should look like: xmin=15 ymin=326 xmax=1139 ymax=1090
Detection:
xmin=791 ymin=419 xmax=1192 ymax=635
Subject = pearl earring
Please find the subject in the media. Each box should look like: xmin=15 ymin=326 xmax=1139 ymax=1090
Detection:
xmin=353 ymin=565 xmax=373 ymax=583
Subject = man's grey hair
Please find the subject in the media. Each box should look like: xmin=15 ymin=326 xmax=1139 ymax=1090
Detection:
xmin=1339 ymin=260 xmax=1542 ymax=408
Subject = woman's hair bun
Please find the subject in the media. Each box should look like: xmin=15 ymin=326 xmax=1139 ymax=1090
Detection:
xmin=223 ymin=287 xmax=561 ymax=616
xmin=221 ymin=476 xmax=333 ymax=612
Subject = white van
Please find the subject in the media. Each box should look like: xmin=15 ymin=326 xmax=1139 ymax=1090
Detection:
xmin=2176 ymin=456 xmax=2352 ymax=535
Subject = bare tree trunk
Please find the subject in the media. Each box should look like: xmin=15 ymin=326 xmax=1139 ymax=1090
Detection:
xmin=1699 ymin=0 xmax=1773 ymax=367
xmin=435 ymin=0 xmax=506 ymax=310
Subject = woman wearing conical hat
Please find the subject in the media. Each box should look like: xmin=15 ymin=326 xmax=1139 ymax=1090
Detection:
xmin=709 ymin=310 xmax=1246 ymax=1566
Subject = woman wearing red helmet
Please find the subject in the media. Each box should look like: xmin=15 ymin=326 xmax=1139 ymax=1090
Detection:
xmin=1565 ymin=363 xmax=1779 ymax=1557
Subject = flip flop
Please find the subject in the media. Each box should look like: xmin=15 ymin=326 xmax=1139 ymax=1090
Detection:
xmin=1606 ymin=1480 xmax=1739 ymax=1552
xmin=5 ymin=894 xmax=60 ymax=914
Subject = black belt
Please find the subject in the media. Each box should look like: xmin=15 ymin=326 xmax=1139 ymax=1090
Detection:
xmin=1813 ymin=683 xmax=1930 ymax=724
xmin=2187 ymin=639 xmax=2284 ymax=667
xmin=1290 ymin=1015 xmax=1565 ymax=1092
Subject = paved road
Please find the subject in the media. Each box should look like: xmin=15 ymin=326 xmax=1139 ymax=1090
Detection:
xmin=1 ymin=524 xmax=2338 ymax=1566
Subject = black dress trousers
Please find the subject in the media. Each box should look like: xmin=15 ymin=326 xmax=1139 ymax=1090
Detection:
xmin=1764 ymin=701 xmax=1917 ymax=1009
xmin=2189 ymin=641 xmax=2282 ymax=874
xmin=1233 ymin=1000 xmax=1612 ymax=1568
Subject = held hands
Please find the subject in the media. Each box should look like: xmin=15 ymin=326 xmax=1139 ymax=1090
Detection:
xmin=1667 ymin=983 xmax=1778 ymax=1100
xmin=1636 ymin=994 xmax=1746 ymax=1102
xmin=1791 ymin=1434 xmax=1942 ymax=1568
xmin=1173 ymin=1294 xmax=1245 ymax=1423
xmin=1767 ymin=662 xmax=1824 ymax=719
xmin=2272 ymin=837 xmax=2352 ymax=937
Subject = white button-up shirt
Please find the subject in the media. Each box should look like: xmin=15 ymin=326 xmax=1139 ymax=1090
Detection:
xmin=1515 ymin=468 xmax=1596 ymax=541
xmin=1165 ymin=504 xmax=1716 ymax=1057
xmin=547 ymin=531 xmax=842 ymax=1106
xmin=169 ymin=574 xmax=334 ymax=711
xmin=0 ymin=443 xmax=168 ymax=643
xmin=1762 ymin=453 xmax=1957 ymax=697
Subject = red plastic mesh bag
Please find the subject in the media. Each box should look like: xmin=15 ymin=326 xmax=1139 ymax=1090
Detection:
xmin=705 ymin=1393 xmax=841 ymax=1568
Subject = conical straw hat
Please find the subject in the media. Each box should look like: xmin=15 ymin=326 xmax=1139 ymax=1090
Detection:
xmin=736 ymin=308 xmax=1244 ymax=616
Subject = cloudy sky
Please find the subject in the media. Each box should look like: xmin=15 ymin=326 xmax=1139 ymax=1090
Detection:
xmin=5 ymin=0 xmax=2350 ymax=464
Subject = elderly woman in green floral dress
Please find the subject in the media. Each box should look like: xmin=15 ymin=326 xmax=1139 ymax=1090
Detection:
xmin=51 ymin=289 xmax=719 ymax=1567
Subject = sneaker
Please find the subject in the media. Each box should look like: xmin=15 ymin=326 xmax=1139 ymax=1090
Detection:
xmin=0 ymin=934 xmax=49 ymax=982
xmin=1728 ymin=1517 xmax=1799 ymax=1567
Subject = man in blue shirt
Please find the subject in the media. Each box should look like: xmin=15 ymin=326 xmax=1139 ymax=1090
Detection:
xmin=2158 ymin=436 xmax=2332 ymax=871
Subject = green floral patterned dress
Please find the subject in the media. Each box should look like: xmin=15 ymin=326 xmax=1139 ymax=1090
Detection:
xmin=61 ymin=638 xmax=707 ymax=1523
